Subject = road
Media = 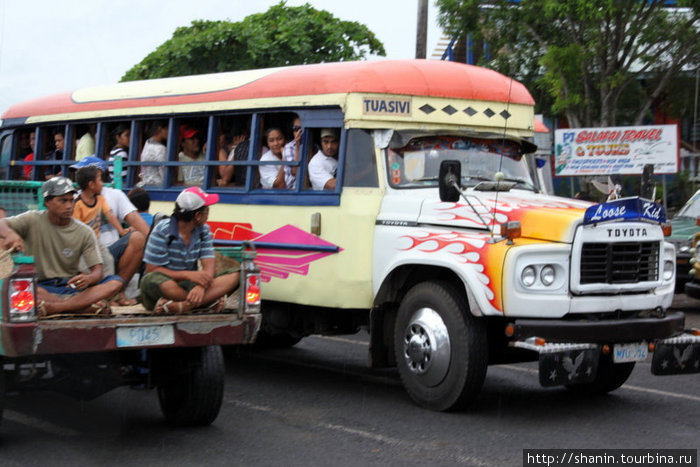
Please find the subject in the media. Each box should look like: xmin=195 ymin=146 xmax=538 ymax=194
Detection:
xmin=2 ymin=302 xmax=699 ymax=466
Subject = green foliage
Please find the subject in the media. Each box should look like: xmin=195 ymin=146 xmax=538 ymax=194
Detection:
xmin=436 ymin=0 xmax=700 ymax=127
xmin=121 ymin=2 xmax=385 ymax=81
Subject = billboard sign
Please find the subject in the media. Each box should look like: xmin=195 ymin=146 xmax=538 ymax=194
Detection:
xmin=554 ymin=124 xmax=678 ymax=176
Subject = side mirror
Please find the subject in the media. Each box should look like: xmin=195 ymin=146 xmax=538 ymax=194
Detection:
xmin=439 ymin=160 xmax=462 ymax=202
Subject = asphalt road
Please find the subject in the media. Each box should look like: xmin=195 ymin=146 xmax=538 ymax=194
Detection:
xmin=2 ymin=307 xmax=699 ymax=467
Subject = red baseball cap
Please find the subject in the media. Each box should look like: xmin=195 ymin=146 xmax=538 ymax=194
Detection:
xmin=179 ymin=124 xmax=200 ymax=140
xmin=176 ymin=187 xmax=219 ymax=211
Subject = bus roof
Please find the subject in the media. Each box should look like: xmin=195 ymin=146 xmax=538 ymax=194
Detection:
xmin=2 ymin=60 xmax=534 ymax=123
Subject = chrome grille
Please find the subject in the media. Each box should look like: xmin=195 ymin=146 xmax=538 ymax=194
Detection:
xmin=580 ymin=241 xmax=659 ymax=284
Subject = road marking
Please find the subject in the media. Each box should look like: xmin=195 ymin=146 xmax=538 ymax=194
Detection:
xmin=499 ymin=364 xmax=700 ymax=402
xmin=621 ymin=384 xmax=700 ymax=402
xmin=314 ymin=335 xmax=368 ymax=345
xmin=3 ymin=410 xmax=81 ymax=436
xmin=225 ymin=397 xmax=273 ymax=412
xmin=321 ymin=423 xmax=496 ymax=466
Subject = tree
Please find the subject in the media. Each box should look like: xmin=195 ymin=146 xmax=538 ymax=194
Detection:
xmin=436 ymin=0 xmax=700 ymax=128
xmin=121 ymin=1 xmax=385 ymax=82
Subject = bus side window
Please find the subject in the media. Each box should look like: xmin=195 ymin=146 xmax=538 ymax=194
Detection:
xmin=175 ymin=119 xmax=207 ymax=187
xmin=13 ymin=128 xmax=34 ymax=180
xmin=305 ymin=127 xmax=341 ymax=191
xmin=138 ymin=119 xmax=169 ymax=187
xmin=215 ymin=115 xmax=251 ymax=189
xmin=344 ymin=129 xmax=378 ymax=188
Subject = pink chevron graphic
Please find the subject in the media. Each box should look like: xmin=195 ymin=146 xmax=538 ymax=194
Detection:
xmin=209 ymin=222 xmax=341 ymax=282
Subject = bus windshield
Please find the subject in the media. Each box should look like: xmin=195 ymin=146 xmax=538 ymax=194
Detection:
xmin=386 ymin=134 xmax=535 ymax=191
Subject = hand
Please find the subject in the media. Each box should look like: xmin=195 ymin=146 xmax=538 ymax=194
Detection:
xmin=1 ymin=231 xmax=24 ymax=253
xmin=68 ymin=273 xmax=91 ymax=290
xmin=187 ymin=285 xmax=205 ymax=307
xmin=189 ymin=270 xmax=213 ymax=288
xmin=119 ymin=226 xmax=134 ymax=236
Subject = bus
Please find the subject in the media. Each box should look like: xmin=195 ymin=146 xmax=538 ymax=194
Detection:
xmin=2 ymin=60 xmax=693 ymax=411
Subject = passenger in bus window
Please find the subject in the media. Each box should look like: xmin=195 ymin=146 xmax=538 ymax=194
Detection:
xmin=259 ymin=128 xmax=287 ymax=189
xmin=75 ymin=124 xmax=96 ymax=161
xmin=215 ymin=130 xmax=233 ymax=185
xmin=217 ymin=123 xmax=249 ymax=187
xmin=22 ymin=130 xmax=36 ymax=180
xmin=138 ymin=120 xmax=168 ymax=186
xmin=43 ymin=128 xmax=65 ymax=179
xmin=108 ymin=124 xmax=130 ymax=184
xmin=308 ymin=128 xmax=339 ymax=190
xmin=281 ymin=116 xmax=302 ymax=189
xmin=177 ymin=125 xmax=205 ymax=186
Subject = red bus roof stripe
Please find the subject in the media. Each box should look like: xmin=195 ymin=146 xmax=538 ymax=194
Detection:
xmin=2 ymin=60 xmax=534 ymax=119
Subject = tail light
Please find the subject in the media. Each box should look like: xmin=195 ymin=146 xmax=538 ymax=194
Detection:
xmin=244 ymin=273 xmax=261 ymax=312
xmin=9 ymin=278 xmax=37 ymax=322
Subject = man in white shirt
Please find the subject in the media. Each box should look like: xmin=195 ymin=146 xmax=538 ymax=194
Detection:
xmin=308 ymin=128 xmax=339 ymax=190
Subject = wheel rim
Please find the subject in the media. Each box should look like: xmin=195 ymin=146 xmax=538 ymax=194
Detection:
xmin=402 ymin=307 xmax=451 ymax=386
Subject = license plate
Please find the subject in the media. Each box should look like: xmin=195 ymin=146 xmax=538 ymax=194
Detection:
xmin=614 ymin=342 xmax=648 ymax=363
xmin=117 ymin=325 xmax=175 ymax=348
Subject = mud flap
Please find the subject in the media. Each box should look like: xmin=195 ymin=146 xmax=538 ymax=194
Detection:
xmin=651 ymin=338 xmax=700 ymax=375
xmin=539 ymin=348 xmax=600 ymax=387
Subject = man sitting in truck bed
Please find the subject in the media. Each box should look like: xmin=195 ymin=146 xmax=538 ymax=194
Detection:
xmin=140 ymin=186 xmax=239 ymax=314
xmin=0 ymin=177 xmax=123 ymax=316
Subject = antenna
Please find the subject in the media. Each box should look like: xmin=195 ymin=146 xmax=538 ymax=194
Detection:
xmin=490 ymin=76 xmax=516 ymax=240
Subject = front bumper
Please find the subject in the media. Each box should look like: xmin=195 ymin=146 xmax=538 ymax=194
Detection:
xmin=510 ymin=312 xmax=685 ymax=343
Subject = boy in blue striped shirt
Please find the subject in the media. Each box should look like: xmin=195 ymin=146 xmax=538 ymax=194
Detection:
xmin=140 ymin=187 xmax=239 ymax=313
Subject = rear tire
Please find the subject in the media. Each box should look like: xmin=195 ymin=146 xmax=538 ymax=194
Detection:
xmin=394 ymin=281 xmax=487 ymax=411
xmin=566 ymin=354 xmax=635 ymax=394
xmin=157 ymin=346 xmax=225 ymax=426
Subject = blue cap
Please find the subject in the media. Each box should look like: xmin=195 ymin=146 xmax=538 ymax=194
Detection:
xmin=69 ymin=156 xmax=107 ymax=172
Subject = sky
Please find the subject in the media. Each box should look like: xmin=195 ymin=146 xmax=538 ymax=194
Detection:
xmin=0 ymin=0 xmax=444 ymax=115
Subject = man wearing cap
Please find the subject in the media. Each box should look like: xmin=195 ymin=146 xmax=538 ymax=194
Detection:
xmin=140 ymin=187 xmax=239 ymax=314
xmin=308 ymin=128 xmax=340 ymax=190
xmin=0 ymin=177 xmax=123 ymax=316
xmin=177 ymin=125 xmax=205 ymax=186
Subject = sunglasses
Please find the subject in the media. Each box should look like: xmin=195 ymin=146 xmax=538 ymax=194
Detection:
xmin=292 ymin=125 xmax=302 ymax=131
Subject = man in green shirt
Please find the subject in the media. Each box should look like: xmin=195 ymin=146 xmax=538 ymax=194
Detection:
xmin=0 ymin=177 xmax=123 ymax=316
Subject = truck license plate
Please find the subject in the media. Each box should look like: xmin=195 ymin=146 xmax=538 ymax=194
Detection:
xmin=614 ymin=342 xmax=648 ymax=363
xmin=117 ymin=325 xmax=175 ymax=348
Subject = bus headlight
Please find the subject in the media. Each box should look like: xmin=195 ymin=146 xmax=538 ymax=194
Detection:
xmin=521 ymin=266 xmax=536 ymax=287
xmin=540 ymin=265 xmax=556 ymax=286
xmin=663 ymin=260 xmax=674 ymax=281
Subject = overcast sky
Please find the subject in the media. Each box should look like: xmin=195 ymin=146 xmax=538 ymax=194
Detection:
xmin=0 ymin=0 xmax=444 ymax=114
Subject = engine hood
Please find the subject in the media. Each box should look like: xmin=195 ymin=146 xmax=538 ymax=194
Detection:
xmin=417 ymin=191 xmax=590 ymax=243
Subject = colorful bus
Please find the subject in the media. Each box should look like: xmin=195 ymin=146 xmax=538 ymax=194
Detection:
xmin=2 ymin=60 xmax=695 ymax=411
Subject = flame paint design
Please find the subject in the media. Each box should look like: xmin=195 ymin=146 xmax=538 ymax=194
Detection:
xmin=398 ymin=231 xmax=495 ymax=302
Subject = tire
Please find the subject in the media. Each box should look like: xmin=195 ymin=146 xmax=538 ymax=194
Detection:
xmin=157 ymin=346 xmax=225 ymax=426
xmin=566 ymin=354 xmax=635 ymax=395
xmin=394 ymin=281 xmax=488 ymax=411
xmin=254 ymin=330 xmax=302 ymax=349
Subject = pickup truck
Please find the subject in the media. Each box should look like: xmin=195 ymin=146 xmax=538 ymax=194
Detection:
xmin=0 ymin=180 xmax=262 ymax=426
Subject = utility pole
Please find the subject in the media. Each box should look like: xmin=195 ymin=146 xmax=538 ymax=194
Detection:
xmin=416 ymin=0 xmax=428 ymax=59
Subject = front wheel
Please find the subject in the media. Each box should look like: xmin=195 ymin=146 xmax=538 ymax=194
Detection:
xmin=394 ymin=281 xmax=488 ymax=411
xmin=566 ymin=354 xmax=635 ymax=395
xmin=157 ymin=346 xmax=225 ymax=426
